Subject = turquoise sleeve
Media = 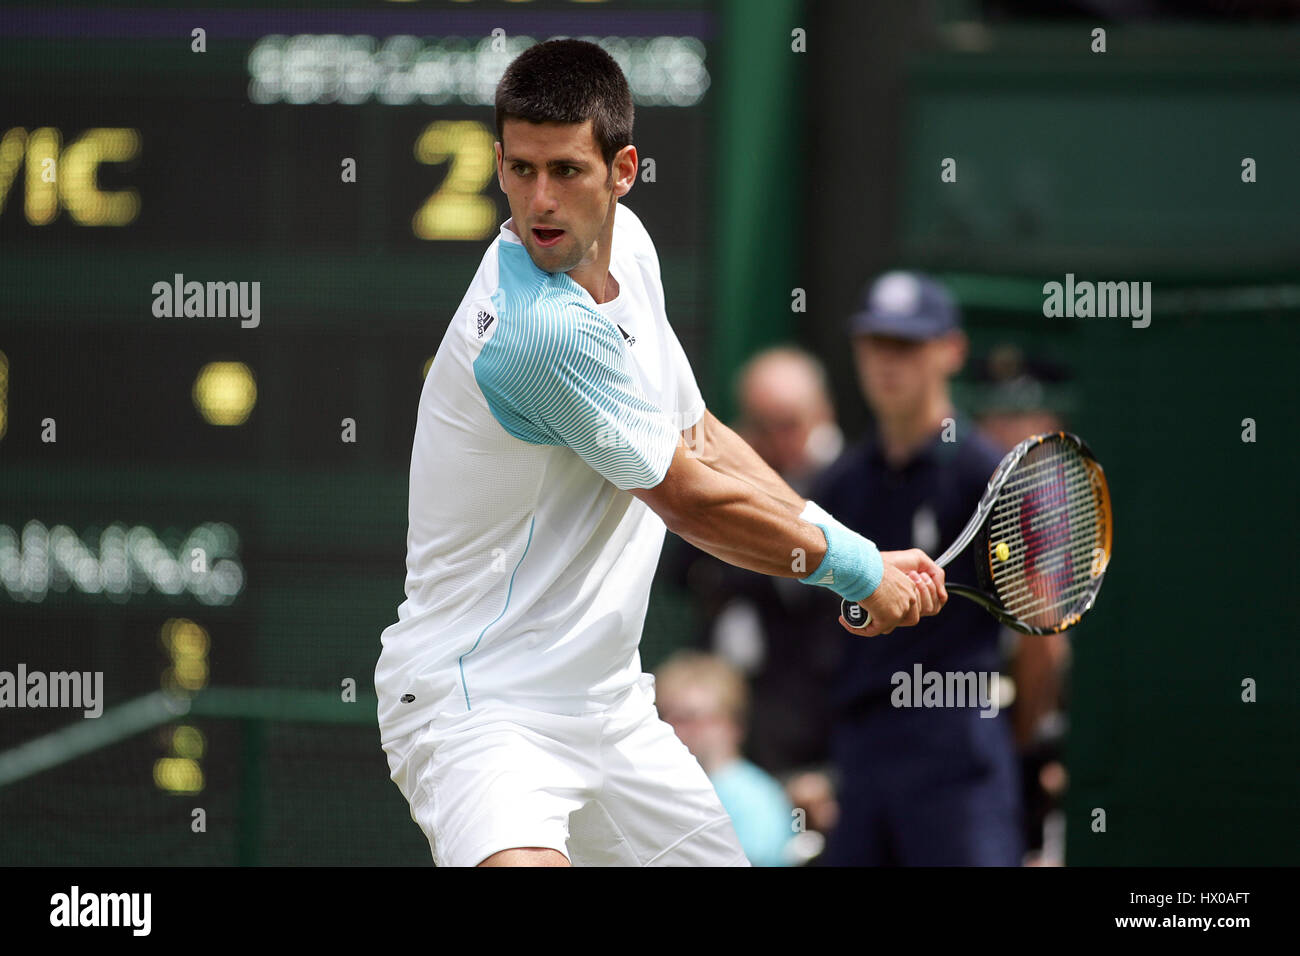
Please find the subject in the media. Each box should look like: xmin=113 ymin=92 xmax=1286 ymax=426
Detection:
xmin=474 ymin=299 xmax=679 ymax=491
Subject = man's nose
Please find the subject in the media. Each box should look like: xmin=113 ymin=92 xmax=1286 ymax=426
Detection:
xmin=530 ymin=173 xmax=557 ymax=214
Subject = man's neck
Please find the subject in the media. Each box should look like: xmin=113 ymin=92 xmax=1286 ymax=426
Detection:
xmin=876 ymin=393 xmax=955 ymax=469
xmin=568 ymin=212 xmax=618 ymax=304
xmin=591 ymin=270 xmax=619 ymax=304
xmin=508 ymin=202 xmax=620 ymax=304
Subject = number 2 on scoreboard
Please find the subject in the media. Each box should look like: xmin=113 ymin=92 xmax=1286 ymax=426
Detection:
xmin=412 ymin=120 xmax=498 ymax=241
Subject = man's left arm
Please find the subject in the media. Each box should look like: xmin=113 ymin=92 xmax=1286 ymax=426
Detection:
xmin=682 ymin=409 xmax=805 ymax=515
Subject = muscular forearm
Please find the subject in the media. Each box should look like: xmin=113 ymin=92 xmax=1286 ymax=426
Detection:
xmin=655 ymin=449 xmax=827 ymax=577
xmin=633 ymin=441 xmax=914 ymax=630
xmin=688 ymin=411 xmax=806 ymax=514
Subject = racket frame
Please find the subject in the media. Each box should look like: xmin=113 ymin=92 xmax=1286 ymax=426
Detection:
xmin=840 ymin=431 xmax=1112 ymax=635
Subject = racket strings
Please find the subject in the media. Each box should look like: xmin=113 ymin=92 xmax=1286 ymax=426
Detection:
xmin=998 ymin=540 xmax=1104 ymax=617
xmin=985 ymin=440 xmax=1110 ymax=628
xmin=990 ymin=510 xmax=1099 ymax=581
xmin=993 ymin=526 xmax=1102 ymax=589
xmin=999 ymin=543 xmax=1102 ymax=605
xmin=993 ymin=458 xmax=1095 ymax=504
xmin=993 ymin=450 xmax=1089 ymax=492
xmin=987 ymin=474 xmax=1099 ymax=538
xmin=1006 ymin=579 xmax=1100 ymax=619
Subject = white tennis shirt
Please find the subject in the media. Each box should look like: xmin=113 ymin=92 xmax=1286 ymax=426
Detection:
xmin=375 ymin=202 xmax=705 ymax=744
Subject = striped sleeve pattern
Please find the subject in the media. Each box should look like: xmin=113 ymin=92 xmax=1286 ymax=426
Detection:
xmin=473 ymin=276 xmax=679 ymax=491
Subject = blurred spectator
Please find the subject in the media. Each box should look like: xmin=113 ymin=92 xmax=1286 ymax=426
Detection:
xmin=735 ymin=347 xmax=844 ymax=496
xmin=964 ymin=345 xmax=1076 ymax=452
xmin=654 ymin=651 xmax=794 ymax=867
xmin=666 ymin=348 xmax=844 ymax=781
xmin=970 ymin=345 xmax=1076 ymax=866
xmin=811 ymin=271 xmax=1024 ymax=866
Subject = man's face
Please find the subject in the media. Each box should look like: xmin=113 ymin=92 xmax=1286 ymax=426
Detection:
xmin=853 ymin=332 xmax=963 ymax=420
xmin=495 ymin=118 xmax=628 ymax=274
xmin=978 ymin=410 xmax=1064 ymax=453
xmin=656 ymin=683 xmax=739 ymax=769
xmin=739 ymin=364 xmax=830 ymax=477
xmin=740 ymin=396 xmax=809 ymax=477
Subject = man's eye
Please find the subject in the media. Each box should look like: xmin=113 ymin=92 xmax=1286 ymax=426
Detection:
xmin=559 ymin=166 xmax=579 ymax=177
xmin=511 ymin=164 xmax=530 ymax=175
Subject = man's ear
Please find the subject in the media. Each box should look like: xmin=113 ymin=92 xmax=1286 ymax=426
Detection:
xmin=611 ymin=144 xmax=638 ymax=198
xmin=944 ymin=330 xmax=969 ymax=375
xmin=494 ymin=141 xmax=506 ymax=191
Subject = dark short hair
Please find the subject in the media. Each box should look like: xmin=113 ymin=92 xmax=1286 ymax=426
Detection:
xmin=495 ymin=38 xmax=634 ymax=169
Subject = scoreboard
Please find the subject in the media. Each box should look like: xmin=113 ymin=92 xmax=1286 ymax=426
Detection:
xmin=2 ymin=2 xmax=715 ymax=457
xmin=0 ymin=0 xmax=718 ymax=861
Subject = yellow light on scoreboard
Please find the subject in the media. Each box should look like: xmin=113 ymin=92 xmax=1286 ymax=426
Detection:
xmin=167 ymin=658 xmax=209 ymax=691
xmin=161 ymin=617 xmax=211 ymax=657
xmin=153 ymin=757 xmax=204 ymax=794
xmin=161 ymin=618 xmax=210 ymax=693
xmin=412 ymin=120 xmax=497 ymax=241
xmin=23 ymin=127 xmax=59 ymax=226
xmin=157 ymin=621 xmax=209 ymax=794
xmin=0 ymin=128 xmax=23 ymax=214
xmin=171 ymin=726 xmax=207 ymax=760
xmin=60 ymin=127 xmax=142 ymax=226
xmin=0 ymin=126 xmax=141 ymax=226
xmin=193 ymin=362 xmax=256 ymax=426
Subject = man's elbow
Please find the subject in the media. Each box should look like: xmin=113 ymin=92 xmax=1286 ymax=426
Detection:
xmin=629 ymin=462 xmax=696 ymax=537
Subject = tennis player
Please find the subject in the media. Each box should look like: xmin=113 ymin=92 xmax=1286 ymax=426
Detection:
xmin=374 ymin=38 xmax=946 ymax=867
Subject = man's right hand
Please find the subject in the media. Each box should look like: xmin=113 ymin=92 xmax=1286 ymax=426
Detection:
xmin=839 ymin=549 xmax=946 ymax=636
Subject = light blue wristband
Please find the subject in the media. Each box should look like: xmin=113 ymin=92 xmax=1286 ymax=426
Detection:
xmin=797 ymin=500 xmax=885 ymax=603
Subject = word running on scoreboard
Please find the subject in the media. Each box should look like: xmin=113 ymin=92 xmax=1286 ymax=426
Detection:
xmin=0 ymin=521 xmax=245 ymax=606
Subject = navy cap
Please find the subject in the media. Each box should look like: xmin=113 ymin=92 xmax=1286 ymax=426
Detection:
xmin=847 ymin=271 xmax=960 ymax=340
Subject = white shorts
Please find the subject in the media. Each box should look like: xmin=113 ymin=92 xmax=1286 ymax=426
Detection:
xmin=382 ymin=674 xmax=749 ymax=867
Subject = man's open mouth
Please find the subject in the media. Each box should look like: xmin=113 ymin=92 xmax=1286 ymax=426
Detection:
xmin=532 ymin=227 xmax=565 ymax=247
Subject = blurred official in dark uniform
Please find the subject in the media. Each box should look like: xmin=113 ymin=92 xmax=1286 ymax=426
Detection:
xmin=813 ymin=272 xmax=1023 ymax=866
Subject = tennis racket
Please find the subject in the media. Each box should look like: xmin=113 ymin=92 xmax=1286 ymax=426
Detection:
xmin=840 ymin=431 xmax=1113 ymax=635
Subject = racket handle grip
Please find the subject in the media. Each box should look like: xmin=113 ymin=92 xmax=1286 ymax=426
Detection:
xmin=841 ymin=599 xmax=871 ymax=629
